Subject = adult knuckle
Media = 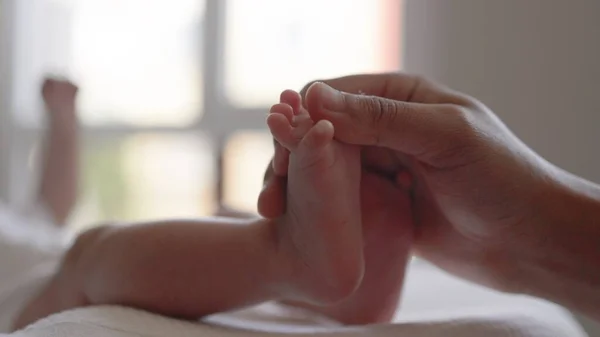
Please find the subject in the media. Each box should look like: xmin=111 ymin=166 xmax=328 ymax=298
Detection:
xmin=450 ymin=94 xmax=483 ymax=112
xmin=353 ymin=96 xmax=407 ymax=146
xmin=444 ymin=104 xmax=472 ymax=131
xmin=299 ymin=79 xmax=323 ymax=97
xmin=442 ymin=104 xmax=487 ymax=151
xmin=354 ymin=96 xmax=393 ymax=126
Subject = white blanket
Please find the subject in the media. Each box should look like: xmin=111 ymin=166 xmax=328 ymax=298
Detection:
xmin=7 ymin=262 xmax=589 ymax=337
xmin=6 ymin=303 xmax=586 ymax=337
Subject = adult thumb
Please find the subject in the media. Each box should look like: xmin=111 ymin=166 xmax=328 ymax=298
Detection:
xmin=304 ymin=82 xmax=469 ymax=162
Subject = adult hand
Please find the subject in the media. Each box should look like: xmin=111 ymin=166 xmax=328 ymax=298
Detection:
xmin=259 ymin=73 xmax=600 ymax=320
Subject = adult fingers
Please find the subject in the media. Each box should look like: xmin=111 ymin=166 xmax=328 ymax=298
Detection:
xmin=304 ymin=82 xmax=472 ymax=164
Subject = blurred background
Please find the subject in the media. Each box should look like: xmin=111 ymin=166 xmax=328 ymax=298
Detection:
xmin=1 ymin=0 xmax=600 ymax=335
xmin=0 ymin=0 xmax=401 ymax=230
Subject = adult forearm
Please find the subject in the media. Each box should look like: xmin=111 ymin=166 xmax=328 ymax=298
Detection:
xmin=513 ymin=169 xmax=600 ymax=320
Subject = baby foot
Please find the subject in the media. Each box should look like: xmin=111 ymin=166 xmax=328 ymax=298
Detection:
xmin=283 ymin=171 xmax=414 ymax=324
xmin=334 ymin=171 xmax=413 ymax=323
xmin=267 ymin=92 xmax=363 ymax=305
xmin=264 ymin=90 xmax=415 ymax=324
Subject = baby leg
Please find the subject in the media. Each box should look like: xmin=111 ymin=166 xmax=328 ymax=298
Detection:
xmin=15 ymin=111 xmax=364 ymax=330
xmin=15 ymin=92 xmax=364 ymax=330
xmin=14 ymin=218 xmax=291 ymax=330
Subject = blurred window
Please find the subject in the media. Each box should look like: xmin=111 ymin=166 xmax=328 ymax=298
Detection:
xmin=4 ymin=0 xmax=403 ymax=229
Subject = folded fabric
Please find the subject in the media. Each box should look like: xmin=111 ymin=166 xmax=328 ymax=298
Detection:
xmin=8 ymin=301 xmax=587 ymax=337
xmin=0 ymin=203 xmax=68 ymax=332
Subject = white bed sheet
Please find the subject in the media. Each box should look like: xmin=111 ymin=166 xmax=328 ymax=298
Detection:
xmin=7 ymin=262 xmax=588 ymax=337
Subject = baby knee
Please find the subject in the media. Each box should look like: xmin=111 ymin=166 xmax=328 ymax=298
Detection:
xmin=62 ymin=225 xmax=113 ymax=273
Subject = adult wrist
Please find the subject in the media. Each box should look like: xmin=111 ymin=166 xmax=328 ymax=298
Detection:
xmin=507 ymin=168 xmax=600 ymax=319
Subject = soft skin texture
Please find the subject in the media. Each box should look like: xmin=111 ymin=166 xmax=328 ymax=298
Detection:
xmin=267 ymin=90 xmax=414 ymax=324
xmin=38 ymin=78 xmax=80 ymax=225
xmin=259 ymin=72 xmax=600 ymax=322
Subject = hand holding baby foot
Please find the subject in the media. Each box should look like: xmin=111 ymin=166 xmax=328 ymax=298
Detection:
xmin=266 ymin=96 xmax=364 ymax=305
xmin=262 ymin=90 xmax=415 ymax=324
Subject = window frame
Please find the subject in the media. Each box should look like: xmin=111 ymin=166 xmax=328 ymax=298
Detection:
xmin=0 ymin=0 xmax=18 ymax=203
xmin=1 ymin=0 xmax=267 ymax=208
xmin=0 ymin=0 xmax=404 ymax=218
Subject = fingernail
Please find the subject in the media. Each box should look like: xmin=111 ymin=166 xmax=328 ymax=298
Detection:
xmin=316 ymin=82 xmax=344 ymax=111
